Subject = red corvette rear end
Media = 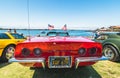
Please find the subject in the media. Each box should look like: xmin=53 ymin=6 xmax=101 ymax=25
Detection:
xmin=9 ymin=36 xmax=108 ymax=68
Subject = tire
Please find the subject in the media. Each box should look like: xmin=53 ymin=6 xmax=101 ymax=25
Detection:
xmin=103 ymin=45 xmax=119 ymax=62
xmin=1 ymin=45 xmax=15 ymax=62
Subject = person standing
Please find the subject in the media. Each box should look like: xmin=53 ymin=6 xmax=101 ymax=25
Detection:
xmin=7 ymin=29 xmax=11 ymax=33
xmin=95 ymin=31 xmax=100 ymax=39
xmin=14 ymin=29 xmax=17 ymax=33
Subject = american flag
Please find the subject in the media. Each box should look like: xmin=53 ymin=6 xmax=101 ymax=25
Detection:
xmin=48 ymin=24 xmax=54 ymax=30
xmin=62 ymin=24 xmax=67 ymax=31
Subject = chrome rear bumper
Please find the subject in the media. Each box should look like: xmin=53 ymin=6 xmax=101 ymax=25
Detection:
xmin=9 ymin=56 xmax=109 ymax=69
xmin=75 ymin=56 xmax=109 ymax=68
xmin=9 ymin=58 xmax=45 ymax=69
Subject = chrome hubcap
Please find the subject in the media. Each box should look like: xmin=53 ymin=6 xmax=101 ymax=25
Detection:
xmin=104 ymin=47 xmax=114 ymax=60
xmin=6 ymin=47 xmax=15 ymax=59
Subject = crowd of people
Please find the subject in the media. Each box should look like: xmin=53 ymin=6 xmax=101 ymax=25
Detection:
xmin=7 ymin=29 xmax=24 ymax=36
xmin=7 ymin=29 xmax=17 ymax=33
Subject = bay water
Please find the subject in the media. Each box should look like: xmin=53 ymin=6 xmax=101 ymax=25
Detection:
xmin=0 ymin=29 xmax=94 ymax=38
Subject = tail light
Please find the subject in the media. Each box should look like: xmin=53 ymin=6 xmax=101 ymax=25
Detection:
xmin=78 ymin=48 xmax=86 ymax=56
xmin=89 ymin=47 xmax=97 ymax=55
xmin=21 ymin=48 xmax=30 ymax=56
xmin=33 ymin=48 xmax=42 ymax=56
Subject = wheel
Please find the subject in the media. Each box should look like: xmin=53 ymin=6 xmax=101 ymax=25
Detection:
xmin=1 ymin=45 xmax=15 ymax=62
xmin=103 ymin=45 xmax=119 ymax=62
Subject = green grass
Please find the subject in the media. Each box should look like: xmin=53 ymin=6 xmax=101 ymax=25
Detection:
xmin=93 ymin=61 xmax=120 ymax=78
xmin=0 ymin=61 xmax=120 ymax=78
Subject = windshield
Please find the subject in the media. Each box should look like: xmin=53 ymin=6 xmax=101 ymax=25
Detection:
xmin=0 ymin=33 xmax=10 ymax=39
xmin=47 ymin=32 xmax=69 ymax=37
xmin=47 ymin=32 xmax=57 ymax=37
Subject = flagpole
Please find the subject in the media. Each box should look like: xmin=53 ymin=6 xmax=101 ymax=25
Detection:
xmin=27 ymin=0 xmax=31 ymax=41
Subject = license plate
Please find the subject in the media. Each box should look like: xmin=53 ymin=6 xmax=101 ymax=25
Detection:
xmin=49 ymin=56 xmax=71 ymax=68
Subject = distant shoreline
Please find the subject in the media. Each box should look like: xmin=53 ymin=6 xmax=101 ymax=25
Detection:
xmin=0 ymin=28 xmax=94 ymax=32
xmin=2 ymin=26 xmax=120 ymax=32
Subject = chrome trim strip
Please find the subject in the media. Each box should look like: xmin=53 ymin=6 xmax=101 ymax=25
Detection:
xmin=75 ymin=56 xmax=109 ymax=69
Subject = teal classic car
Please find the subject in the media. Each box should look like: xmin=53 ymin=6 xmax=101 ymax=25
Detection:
xmin=94 ymin=32 xmax=120 ymax=62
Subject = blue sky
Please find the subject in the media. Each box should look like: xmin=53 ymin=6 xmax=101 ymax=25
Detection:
xmin=0 ymin=0 xmax=120 ymax=30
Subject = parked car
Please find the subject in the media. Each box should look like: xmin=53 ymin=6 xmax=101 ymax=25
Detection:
xmin=0 ymin=32 xmax=26 ymax=62
xmin=94 ymin=32 xmax=120 ymax=62
xmin=9 ymin=31 xmax=108 ymax=69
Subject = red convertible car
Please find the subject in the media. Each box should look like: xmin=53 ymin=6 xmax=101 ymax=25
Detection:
xmin=9 ymin=31 xmax=108 ymax=68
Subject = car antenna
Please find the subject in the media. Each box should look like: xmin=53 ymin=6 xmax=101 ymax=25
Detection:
xmin=27 ymin=0 xmax=31 ymax=41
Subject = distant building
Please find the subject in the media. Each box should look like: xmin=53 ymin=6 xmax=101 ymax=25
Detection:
xmin=109 ymin=26 xmax=120 ymax=31
xmin=98 ymin=27 xmax=110 ymax=32
xmin=95 ymin=26 xmax=120 ymax=32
